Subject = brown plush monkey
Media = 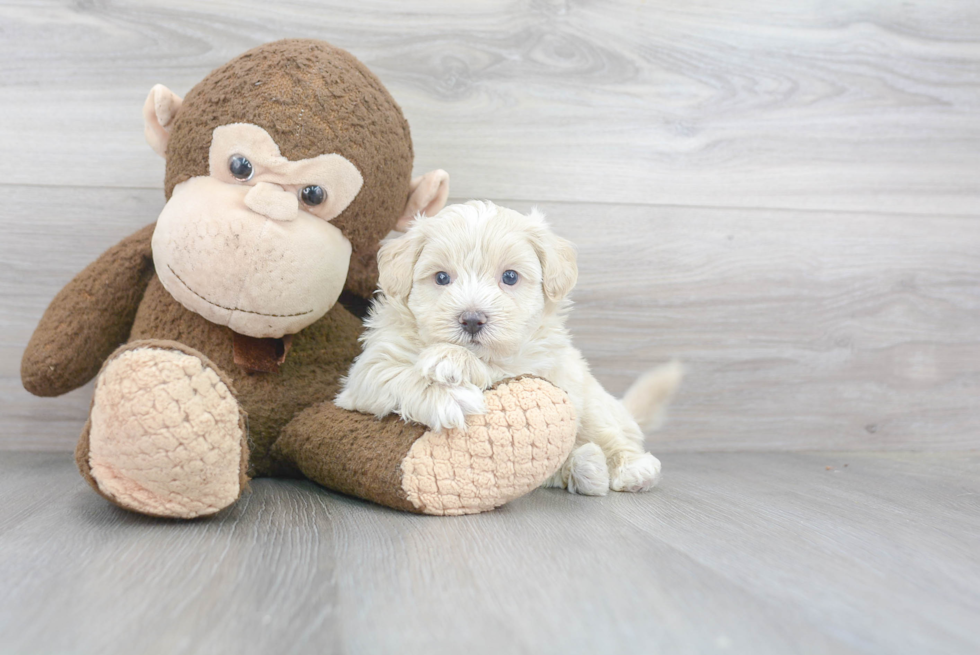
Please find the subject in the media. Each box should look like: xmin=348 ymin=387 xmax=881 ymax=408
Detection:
xmin=21 ymin=40 xmax=575 ymax=518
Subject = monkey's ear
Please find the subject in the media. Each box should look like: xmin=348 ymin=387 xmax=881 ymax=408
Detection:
xmin=395 ymin=170 xmax=449 ymax=232
xmin=377 ymin=231 xmax=423 ymax=300
xmin=142 ymin=84 xmax=183 ymax=158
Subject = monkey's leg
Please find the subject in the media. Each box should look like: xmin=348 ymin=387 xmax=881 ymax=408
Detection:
xmin=273 ymin=377 xmax=576 ymax=516
xmin=76 ymin=340 xmax=249 ymax=519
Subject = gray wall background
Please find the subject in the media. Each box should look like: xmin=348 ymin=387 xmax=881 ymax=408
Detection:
xmin=2 ymin=0 xmax=978 ymax=452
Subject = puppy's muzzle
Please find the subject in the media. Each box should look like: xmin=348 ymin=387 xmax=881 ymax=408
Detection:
xmin=459 ymin=311 xmax=487 ymax=335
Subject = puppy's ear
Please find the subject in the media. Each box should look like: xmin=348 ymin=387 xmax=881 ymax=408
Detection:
xmin=377 ymin=231 xmax=423 ymax=300
xmin=541 ymin=235 xmax=578 ymax=302
xmin=528 ymin=209 xmax=578 ymax=302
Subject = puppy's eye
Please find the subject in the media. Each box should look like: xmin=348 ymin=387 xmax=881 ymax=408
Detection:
xmin=229 ymin=155 xmax=253 ymax=180
xmin=301 ymin=185 xmax=326 ymax=206
xmin=435 ymin=271 xmax=451 ymax=286
xmin=501 ymin=270 xmax=519 ymax=286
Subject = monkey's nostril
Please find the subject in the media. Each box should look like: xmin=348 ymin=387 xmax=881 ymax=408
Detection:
xmin=459 ymin=311 xmax=487 ymax=335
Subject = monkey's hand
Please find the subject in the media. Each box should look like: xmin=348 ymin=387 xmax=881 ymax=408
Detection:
xmin=21 ymin=223 xmax=156 ymax=397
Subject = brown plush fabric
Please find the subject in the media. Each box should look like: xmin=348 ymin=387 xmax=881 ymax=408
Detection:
xmin=21 ymin=223 xmax=156 ymax=397
xmin=164 ymin=39 xmax=413 ymax=258
xmin=23 ymin=40 xmax=573 ymax=518
xmin=75 ymin=419 xmax=112 ymax=506
xmin=232 ymin=333 xmax=292 ymax=374
xmin=345 ymin=241 xmax=382 ymax=300
xmin=128 ymin=275 xmax=363 ymax=477
xmin=402 ymin=376 xmax=577 ymax=515
xmin=274 ymin=403 xmax=425 ymax=513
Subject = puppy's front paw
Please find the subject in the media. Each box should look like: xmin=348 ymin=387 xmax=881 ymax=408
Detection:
xmin=447 ymin=383 xmax=487 ymax=419
xmin=406 ymin=383 xmax=487 ymax=432
xmin=417 ymin=344 xmax=492 ymax=389
xmin=609 ymin=452 xmax=661 ymax=492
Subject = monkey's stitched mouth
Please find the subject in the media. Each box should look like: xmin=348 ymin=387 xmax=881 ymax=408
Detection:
xmin=167 ymin=265 xmax=314 ymax=318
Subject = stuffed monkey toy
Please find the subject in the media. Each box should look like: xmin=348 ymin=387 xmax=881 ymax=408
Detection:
xmin=21 ymin=40 xmax=576 ymax=518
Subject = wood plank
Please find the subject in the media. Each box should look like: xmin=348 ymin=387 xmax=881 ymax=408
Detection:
xmin=1 ymin=451 xmax=977 ymax=654
xmin=4 ymin=185 xmax=978 ymax=451
xmin=0 ymin=1 xmax=977 ymax=213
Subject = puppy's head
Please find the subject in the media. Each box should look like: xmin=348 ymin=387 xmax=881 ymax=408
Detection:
xmin=377 ymin=200 xmax=577 ymax=359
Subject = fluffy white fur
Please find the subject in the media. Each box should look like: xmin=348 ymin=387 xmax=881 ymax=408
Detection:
xmin=335 ymin=201 xmax=681 ymax=495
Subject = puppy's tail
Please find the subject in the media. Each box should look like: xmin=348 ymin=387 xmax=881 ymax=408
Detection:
xmin=621 ymin=361 xmax=684 ymax=433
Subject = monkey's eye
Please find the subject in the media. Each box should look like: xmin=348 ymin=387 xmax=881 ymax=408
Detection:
xmin=301 ymin=185 xmax=326 ymax=207
xmin=229 ymin=155 xmax=253 ymax=180
xmin=435 ymin=271 xmax=451 ymax=286
xmin=501 ymin=270 xmax=519 ymax=286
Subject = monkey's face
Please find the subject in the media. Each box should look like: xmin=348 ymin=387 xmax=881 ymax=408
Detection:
xmin=152 ymin=123 xmax=364 ymax=338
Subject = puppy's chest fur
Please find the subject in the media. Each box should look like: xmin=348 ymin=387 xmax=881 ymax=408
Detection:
xmin=476 ymin=323 xmax=590 ymax=421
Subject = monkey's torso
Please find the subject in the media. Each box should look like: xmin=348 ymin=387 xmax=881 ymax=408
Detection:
xmin=130 ymin=275 xmax=364 ymax=476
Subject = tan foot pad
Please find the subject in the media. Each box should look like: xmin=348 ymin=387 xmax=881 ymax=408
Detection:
xmin=86 ymin=345 xmax=246 ymax=518
xmin=400 ymin=377 xmax=577 ymax=516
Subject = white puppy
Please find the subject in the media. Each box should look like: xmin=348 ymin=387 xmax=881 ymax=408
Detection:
xmin=335 ymin=201 xmax=681 ymax=495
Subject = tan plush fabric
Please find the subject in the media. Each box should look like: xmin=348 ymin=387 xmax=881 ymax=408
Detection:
xmin=143 ymin=84 xmax=183 ymax=158
xmin=152 ymin=174 xmax=353 ymax=338
xmin=401 ymin=377 xmax=577 ymax=516
xmin=210 ymin=123 xmax=364 ymax=223
xmin=85 ymin=342 xmax=247 ymax=518
xmin=395 ymin=169 xmax=450 ymax=231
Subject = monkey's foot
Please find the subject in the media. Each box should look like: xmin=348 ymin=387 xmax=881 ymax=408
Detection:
xmin=77 ymin=341 xmax=248 ymax=519
xmin=275 ymin=376 xmax=577 ymax=516
xmin=401 ymin=377 xmax=577 ymax=515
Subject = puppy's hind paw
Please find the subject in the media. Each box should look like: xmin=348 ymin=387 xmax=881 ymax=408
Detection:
xmin=609 ymin=452 xmax=662 ymax=493
xmin=565 ymin=443 xmax=610 ymax=496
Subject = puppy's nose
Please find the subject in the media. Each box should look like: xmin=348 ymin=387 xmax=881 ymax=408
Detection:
xmin=459 ymin=311 xmax=487 ymax=335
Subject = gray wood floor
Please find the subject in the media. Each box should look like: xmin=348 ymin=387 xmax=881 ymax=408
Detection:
xmin=2 ymin=451 xmax=978 ymax=655
xmin=1 ymin=2 xmax=979 ymax=654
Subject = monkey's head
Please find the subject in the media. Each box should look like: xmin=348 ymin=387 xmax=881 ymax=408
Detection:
xmin=143 ymin=39 xmax=448 ymax=338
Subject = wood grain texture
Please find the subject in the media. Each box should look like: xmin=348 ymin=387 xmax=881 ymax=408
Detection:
xmin=1 ymin=2 xmax=978 ymax=451
xmin=4 ymin=186 xmax=978 ymax=451
xmin=0 ymin=185 xmax=162 ymax=450
xmin=3 ymin=5 xmax=979 ymax=654
xmin=0 ymin=1 xmax=977 ymax=213
xmin=2 ymin=451 xmax=978 ymax=655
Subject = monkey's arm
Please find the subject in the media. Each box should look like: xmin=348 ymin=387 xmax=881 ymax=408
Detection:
xmin=21 ymin=223 xmax=156 ymax=397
